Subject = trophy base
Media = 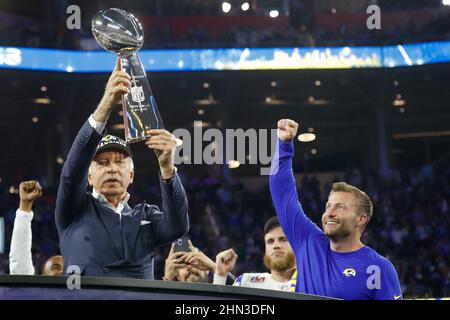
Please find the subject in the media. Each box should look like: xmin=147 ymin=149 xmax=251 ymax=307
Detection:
xmin=127 ymin=135 xmax=150 ymax=144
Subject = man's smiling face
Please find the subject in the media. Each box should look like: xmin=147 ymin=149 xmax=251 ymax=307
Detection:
xmin=322 ymin=191 xmax=366 ymax=241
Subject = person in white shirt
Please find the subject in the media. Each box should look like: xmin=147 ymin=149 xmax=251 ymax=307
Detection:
xmin=213 ymin=216 xmax=296 ymax=291
xmin=9 ymin=180 xmax=63 ymax=276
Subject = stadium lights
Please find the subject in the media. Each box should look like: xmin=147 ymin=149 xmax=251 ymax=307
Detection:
xmin=342 ymin=47 xmax=352 ymax=56
xmin=393 ymin=99 xmax=406 ymax=107
xmin=228 ymin=160 xmax=240 ymax=169
xmin=195 ymin=98 xmax=218 ymax=106
xmin=443 ymin=0 xmax=450 ymax=7
xmin=203 ymin=82 xmax=210 ymax=88
xmin=393 ymin=130 xmax=450 ymax=139
xmin=193 ymin=121 xmax=212 ymax=128
xmin=270 ymin=81 xmax=277 ymax=87
xmin=315 ymin=80 xmax=322 ymax=87
xmin=269 ymin=10 xmax=279 ymax=18
xmin=32 ymin=117 xmax=39 ymax=123
xmin=263 ymin=98 xmax=286 ymax=105
xmin=311 ymin=148 xmax=318 ymax=155
xmin=195 ymin=93 xmax=217 ymax=106
xmin=298 ymin=133 xmax=316 ymax=142
xmin=222 ymin=2 xmax=231 ymax=13
xmin=241 ymin=2 xmax=250 ymax=11
xmin=307 ymin=98 xmax=330 ymax=106
xmin=9 ymin=186 xmax=16 ymax=194
xmin=33 ymin=97 xmax=51 ymax=104
xmin=40 ymin=86 xmax=47 ymax=92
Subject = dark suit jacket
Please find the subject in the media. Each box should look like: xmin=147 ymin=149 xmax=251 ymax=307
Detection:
xmin=55 ymin=120 xmax=189 ymax=279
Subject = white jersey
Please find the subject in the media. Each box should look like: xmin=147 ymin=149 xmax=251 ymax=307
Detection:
xmin=233 ymin=272 xmax=291 ymax=292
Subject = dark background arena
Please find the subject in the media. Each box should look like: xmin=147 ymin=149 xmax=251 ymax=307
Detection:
xmin=0 ymin=0 xmax=449 ymax=298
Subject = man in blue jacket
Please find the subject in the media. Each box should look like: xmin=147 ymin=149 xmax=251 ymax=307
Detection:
xmin=269 ymin=119 xmax=402 ymax=300
xmin=55 ymin=60 xmax=189 ymax=279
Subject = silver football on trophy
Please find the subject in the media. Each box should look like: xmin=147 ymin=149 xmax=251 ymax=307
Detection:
xmin=92 ymin=8 xmax=144 ymax=53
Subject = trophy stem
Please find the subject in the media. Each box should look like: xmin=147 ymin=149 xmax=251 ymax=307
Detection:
xmin=120 ymin=51 xmax=164 ymax=143
xmin=117 ymin=56 xmax=131 ymax=143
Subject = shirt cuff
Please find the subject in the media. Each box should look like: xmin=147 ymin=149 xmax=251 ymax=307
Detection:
xmin=88 ymin=115 xmax=106 ymax=134
xmin=16 ymin=209 xmax=34 ymax=221
xmin=160 ymin=167 xmax=178 ymax=183
xmin=213 ymin=274 xmax=228 ymax=285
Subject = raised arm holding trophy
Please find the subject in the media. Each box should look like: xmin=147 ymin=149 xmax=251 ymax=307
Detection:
xmin=54 ymin=8 xmax=189 ymax=279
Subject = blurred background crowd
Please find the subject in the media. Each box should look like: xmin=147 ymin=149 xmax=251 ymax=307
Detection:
xmin=0 ymin=0 xmax=449 ymax=50
xmin=1 ymin=162 xmax=449 ymax=298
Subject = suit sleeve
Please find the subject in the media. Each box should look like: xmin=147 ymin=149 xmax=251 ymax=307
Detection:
xmin=9 ymin=210 xmax=35 ymax=275
xmin=55 ymin=119 xmax=103 ymax=230
xmin=150 ymin=172 xmax=189 ymax=246
xmin=269 ymin=139 xmax=323 ymax=253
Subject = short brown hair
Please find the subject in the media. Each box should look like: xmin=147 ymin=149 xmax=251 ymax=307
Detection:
xmin=330 ymin=182 xmax=373 ymax=232
xmin=264 ymin=216 xmax=281 ymax=235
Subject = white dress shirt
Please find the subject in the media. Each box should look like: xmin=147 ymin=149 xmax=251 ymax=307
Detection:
xmin=89 ymin=114 xmax=132 ymax=216
xmin=91 ymin=189 xmax=131 ymax=217
xmin=88 ymin=114 xmax=106 ymax=135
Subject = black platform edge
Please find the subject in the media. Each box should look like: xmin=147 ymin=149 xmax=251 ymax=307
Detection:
xmin=0 ymin=275 xmax=337 ymax=300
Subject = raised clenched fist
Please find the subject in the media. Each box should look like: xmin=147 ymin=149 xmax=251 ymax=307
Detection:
xmin=215 ymin=249 xmax=238 ymax=277
xmin=19 ymin=180 xmax=42 ymax=212
xmin=277 ymin=119 xmax=299 ymax=142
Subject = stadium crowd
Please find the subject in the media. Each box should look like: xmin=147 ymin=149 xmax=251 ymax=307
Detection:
xmin=1 ymin=3 xmax=450 ymax=50
xmin=1 ymin=162 xmax=449 ymax=298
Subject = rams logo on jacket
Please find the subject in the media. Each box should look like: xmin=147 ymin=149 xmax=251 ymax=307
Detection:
xmin=343 ymin=268 xmax=357 ymax=277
